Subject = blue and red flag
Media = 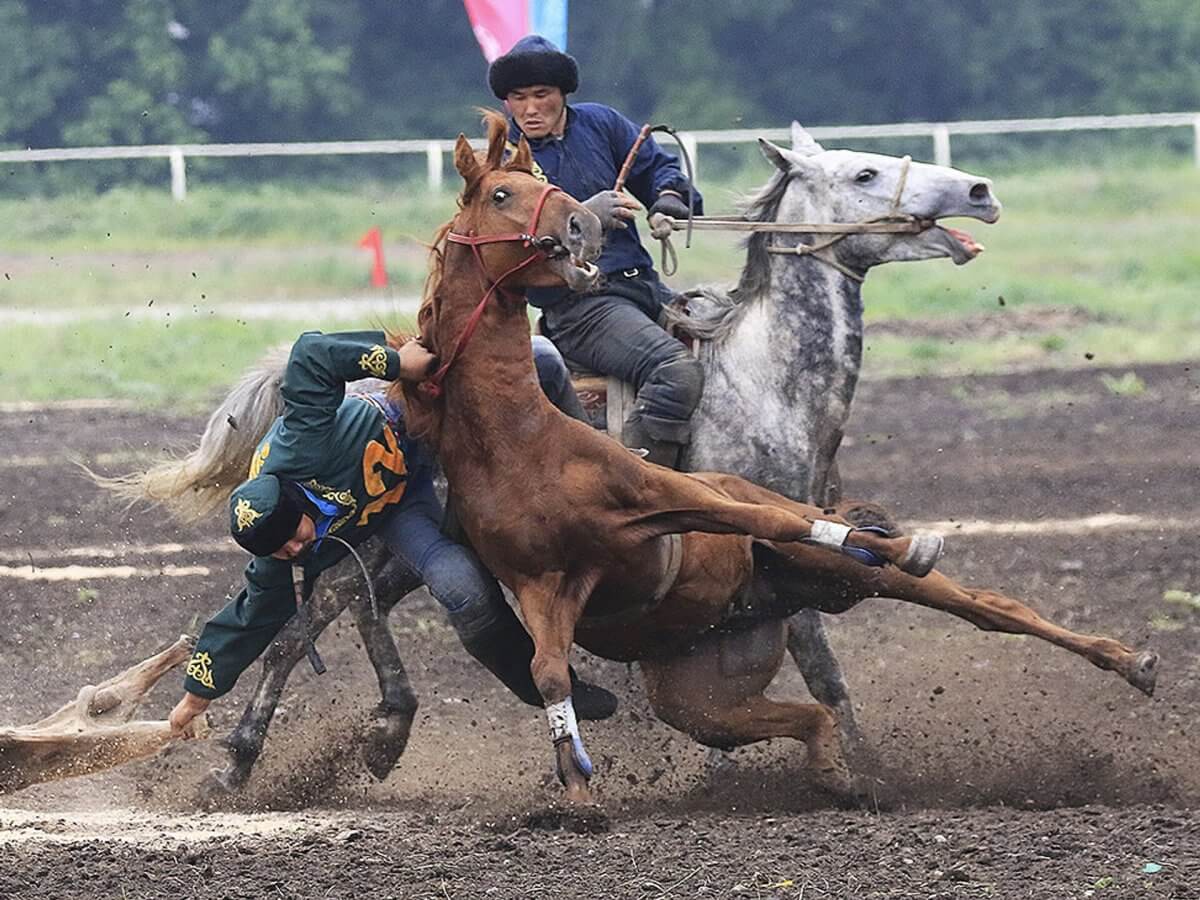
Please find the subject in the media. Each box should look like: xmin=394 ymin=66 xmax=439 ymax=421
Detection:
xmin=463 ymin=0 xmax=568 ymax=62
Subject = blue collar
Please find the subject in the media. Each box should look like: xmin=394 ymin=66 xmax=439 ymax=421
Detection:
xmin=297 ymin=484 xmax=340 ymax=551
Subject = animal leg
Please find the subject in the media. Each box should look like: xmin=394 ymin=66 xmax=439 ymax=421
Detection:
xmin=350 ymin=584 xmax=420 ymax=781
xmin=79 ymin=634 xmax=195 ymax=723
xmin=632 ymin=469 xmax=941 ymax=576
xmin=785 ymin=609 xmax=861 ymax=746
xmin=202 ymin=581 xmax=351 ymax=800
xmin=640 ymin=623 xmax=853 ymax=797
xmin=761 ymin=542 xmax=1159 ymax=696
xmin=888 ymin=571 xmax=1159 ymax=695
xmin=517 ymin=573 xmax=595 ymax=804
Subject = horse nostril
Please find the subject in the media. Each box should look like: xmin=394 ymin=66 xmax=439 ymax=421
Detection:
xmin=568 ymin=213 xmax=584 ymax=240
xmin=969 ymin=182 xmax=991 ymax=203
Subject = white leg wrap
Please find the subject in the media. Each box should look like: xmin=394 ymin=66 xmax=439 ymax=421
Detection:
xmin=546 ymin=696 xmax=579 ymax=743
xmin=810 ymin=519 xmax=852 ymax=548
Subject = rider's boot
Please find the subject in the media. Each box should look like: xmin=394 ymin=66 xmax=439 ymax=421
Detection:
xmin=622 ymin=416 xmax=686 ymax=469
xmin=447 ymin=603 xmax=618 ymax=721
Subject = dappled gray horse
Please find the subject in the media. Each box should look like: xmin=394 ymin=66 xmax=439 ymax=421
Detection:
xmin=104 ymin=124 xmax=1000 ymax=798
xmin=658 ymin=122 xmax=1000 ymax=739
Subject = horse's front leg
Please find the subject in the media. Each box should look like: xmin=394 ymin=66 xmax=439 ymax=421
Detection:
xmin=783 ymin=484 xmax=902 ymax=748
xmin=515 ymin=573 xmax=595 ymax=805
xmin=633 ymin=469 xmax=943 ymax=576
xmin=349 ymin=564 xmax=422 ymax=781
xmin=200 ymin=581 xmax=349 ymax=803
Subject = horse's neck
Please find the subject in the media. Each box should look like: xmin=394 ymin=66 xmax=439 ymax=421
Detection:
xmin=431 ymin=263 xmax=550 ymax=466
xmin=694 ymin=254 xmax=864 ymax=498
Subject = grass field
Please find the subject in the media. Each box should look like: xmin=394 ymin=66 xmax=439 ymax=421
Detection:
xmin=2 ymin=159 xmax=1198 ymax=410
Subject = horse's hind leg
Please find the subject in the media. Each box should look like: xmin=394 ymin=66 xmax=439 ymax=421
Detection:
xmin=892 ymin=571 xmax=1159 ymax=695
xmin=762 ymin=542 xmax=1159 ymax=696
xmin=640 ymin=622 xmax=853 ymax=798
xmin=785 ymin=609 xmax=860 ymax=745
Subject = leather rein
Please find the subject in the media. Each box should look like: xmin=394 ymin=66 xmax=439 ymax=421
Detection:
xmin=621 ymin=126 xmax=927 ymax=283
xmin=709 ymin=154 xmax=923 ymax=283
xmin=658 ymin=155 xmax=926 ymax=283
xmin=421 ymin=182 xmax=564 ymax=397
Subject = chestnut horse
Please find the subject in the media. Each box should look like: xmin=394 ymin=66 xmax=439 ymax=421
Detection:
xmin=396 ymin=113 xmax=1159 ymax=804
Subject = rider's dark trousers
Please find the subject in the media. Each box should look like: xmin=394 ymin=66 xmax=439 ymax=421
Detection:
xmin=542 ymin=272 xmax=704 ymax=443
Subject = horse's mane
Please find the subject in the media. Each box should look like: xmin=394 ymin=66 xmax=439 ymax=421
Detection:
xmin=393 ymin=108 xmax=523 ymax=441
xmin=661 ymin=167 xmax=793 ymax=342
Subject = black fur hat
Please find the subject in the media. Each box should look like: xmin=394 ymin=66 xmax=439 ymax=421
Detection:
xmin=488 ymin=35 xmax=579 ymax=99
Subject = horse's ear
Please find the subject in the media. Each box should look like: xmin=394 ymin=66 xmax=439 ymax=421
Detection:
xmin=759 ymin=138 xmax=793 ymax=173
xmin=454 ymin=134 xmax=481 ymax=181
xmin=506 ymin=136 xmax=534 ymax=172
xmin=790 ymin=121 xmax=825 ymax=156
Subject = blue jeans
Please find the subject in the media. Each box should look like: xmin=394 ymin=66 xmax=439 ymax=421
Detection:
xmin=377 ymin=474 xmax=503 ymax=618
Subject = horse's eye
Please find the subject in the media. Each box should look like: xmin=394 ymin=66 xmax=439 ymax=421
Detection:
xmin=491 ymin=187 xmax=511 ymax=204
xmin=854 ymin=169 xmax=877 ymax=184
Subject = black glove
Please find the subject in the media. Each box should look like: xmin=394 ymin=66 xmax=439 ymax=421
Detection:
xmin=582 ymin=190 xmax=639 ymax=230
xmin=647 ymin=191 xmax=692 ymax=221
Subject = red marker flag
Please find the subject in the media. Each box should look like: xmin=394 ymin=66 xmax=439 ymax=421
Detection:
xmin=358 ymin=226 xmax=388 ymax=288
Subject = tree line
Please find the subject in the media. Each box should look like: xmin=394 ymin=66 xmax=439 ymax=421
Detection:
xmin=2 ymin=1 xmax=1197 ymax=152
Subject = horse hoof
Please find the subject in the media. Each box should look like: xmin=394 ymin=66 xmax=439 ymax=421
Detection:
xmin=899 ymin=530 xmax=944 ymax=577
xmin=1127 ymin=650 xmax=1159 ymax=697
xmin=553 ymin=737 xmax=593 ymax=797
xmin=809 ymin=765 xmax=863 ymax=807
xmin=361 ymin=712 xmax=413 ymax=781
xmin=523 ymin=801 xmax=609 ymax=833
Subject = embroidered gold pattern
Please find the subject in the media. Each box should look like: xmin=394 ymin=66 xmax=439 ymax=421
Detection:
xmin=233 ymin=498 xmax=262 ymax=532
xmin=186 ymin=651 xmax=215 ymax=690
xmin=359 ymin=345 xmax=389 ymax=378
xmin=504 ymin=141 xmax=547 ymax=182
xmin=248 ymin=441 xmax=270 ymax=478
xmin=301 ymin=479 xmax=357 ymax=533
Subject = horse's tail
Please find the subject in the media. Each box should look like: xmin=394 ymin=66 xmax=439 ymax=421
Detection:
xmin=90 ymin=345 xmax=290 ymax=521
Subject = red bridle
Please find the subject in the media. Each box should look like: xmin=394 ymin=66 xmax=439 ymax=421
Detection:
xmin=421 ymin=183 xmax=564 ymax=398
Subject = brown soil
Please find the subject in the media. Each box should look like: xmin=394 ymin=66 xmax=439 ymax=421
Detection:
xmin=1 ymin=362 xmax=1198 ymax=898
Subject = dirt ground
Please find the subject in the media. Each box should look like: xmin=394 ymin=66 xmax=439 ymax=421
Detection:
xmin=1 ymin=361 xmax=1198 ymax=898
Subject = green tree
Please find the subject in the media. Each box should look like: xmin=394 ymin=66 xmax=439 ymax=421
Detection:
xmin=0 ymin=2 xmax=74 ymax=143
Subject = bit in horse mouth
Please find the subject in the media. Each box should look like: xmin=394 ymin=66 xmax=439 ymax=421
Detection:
xmin=571 ymin=257 xmax=598 ymax=278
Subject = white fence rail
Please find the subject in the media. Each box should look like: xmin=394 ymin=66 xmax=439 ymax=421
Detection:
xmin=1 ymin=112 xmax=1196 ymax=200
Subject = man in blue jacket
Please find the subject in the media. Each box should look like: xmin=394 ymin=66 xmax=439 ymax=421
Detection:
xmin=489 ymin=35 xmax=705 ymax=468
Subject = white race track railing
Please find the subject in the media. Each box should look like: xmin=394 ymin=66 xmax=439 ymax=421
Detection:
xmin=1 ymin=112 xmax=1197 ymax=200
